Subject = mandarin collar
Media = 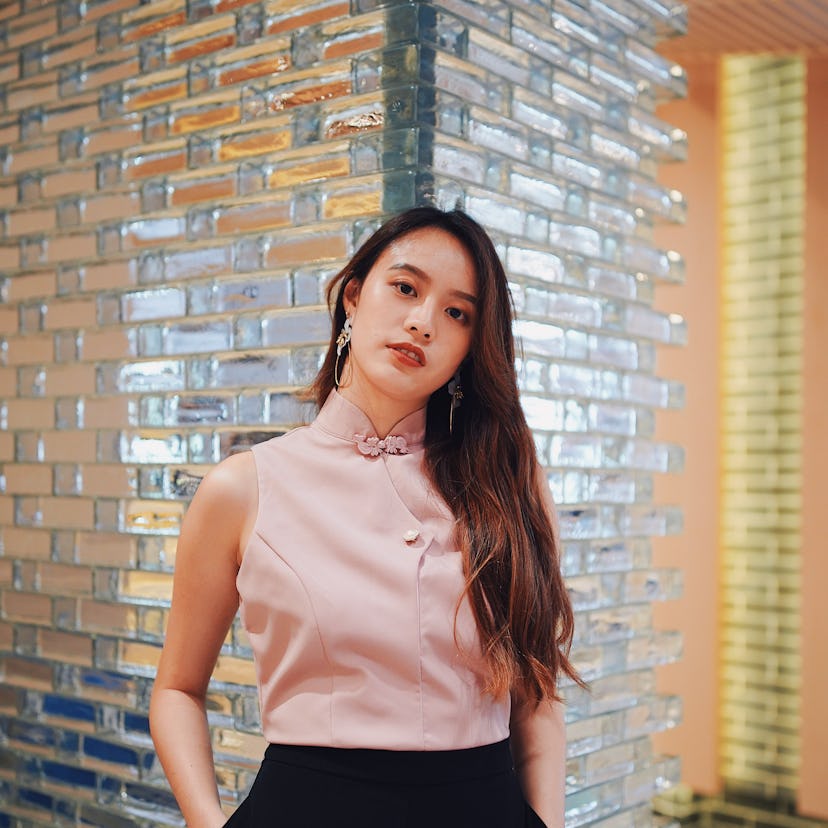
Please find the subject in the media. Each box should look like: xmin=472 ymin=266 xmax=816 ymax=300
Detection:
xmin=312 ymin=390 xmax=426 ymax=452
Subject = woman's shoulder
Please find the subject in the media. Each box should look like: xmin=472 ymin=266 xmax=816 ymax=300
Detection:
xmin=194 ymin=423 xmax=314 ymax=509
xmin=194 ymin=450 xmax=258 ymax=513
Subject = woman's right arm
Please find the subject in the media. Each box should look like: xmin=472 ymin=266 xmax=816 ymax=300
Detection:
xmin=149 ymin=451 xmax=258 ymax=828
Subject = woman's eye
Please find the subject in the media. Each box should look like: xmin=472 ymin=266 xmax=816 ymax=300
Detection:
xmin=447 ymin=307 xmax=466 ymax=321
xmin=395 ymin=282 xmax=415 ymax=296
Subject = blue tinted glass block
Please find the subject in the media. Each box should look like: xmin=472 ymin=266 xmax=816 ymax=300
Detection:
xmin=83 ymin=736 xmax=138 ymax=767
xmin=80 ymin=669 xmax=134 ymax=694
xmin=123 ymin=712 xmax=150 ymax=735
xmin=42 ymin=760 xmax=96 ymax=788
xmin=124 ymin=780 xmax=179 ymax=809
xmin=18 ymin=786 xmax=53 ymax=811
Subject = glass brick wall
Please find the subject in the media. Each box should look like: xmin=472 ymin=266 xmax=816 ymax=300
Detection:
xmin=0 ymin=1 xmax=688 ymax=825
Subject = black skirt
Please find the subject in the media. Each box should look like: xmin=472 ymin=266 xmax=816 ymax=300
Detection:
xmin=222 ymin=738 xmax=548 ymax=827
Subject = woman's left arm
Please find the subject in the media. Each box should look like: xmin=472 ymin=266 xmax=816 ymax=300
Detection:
xmin=510 ymin=694 xmax=566 ymax=828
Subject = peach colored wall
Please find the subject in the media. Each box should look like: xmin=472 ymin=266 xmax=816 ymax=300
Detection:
xmin=798 ymin=56 xmax=828 ymax=822
xmin=652 ymin=59 xmax=721 ymax=796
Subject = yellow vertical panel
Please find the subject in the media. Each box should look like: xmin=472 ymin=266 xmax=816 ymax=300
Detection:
xmin=720 ymin=55 xmax=805 ymax=802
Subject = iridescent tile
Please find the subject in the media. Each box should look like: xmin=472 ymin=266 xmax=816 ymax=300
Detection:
xmin=118 ymin=361 xmax=186 ymax=394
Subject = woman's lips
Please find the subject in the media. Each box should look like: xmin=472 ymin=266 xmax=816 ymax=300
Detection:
xmin=388 ymin=343 xmax=426 ymax=366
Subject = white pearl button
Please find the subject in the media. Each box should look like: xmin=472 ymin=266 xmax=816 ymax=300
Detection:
xmin=403 ymin=529 xmax=419 ymax=543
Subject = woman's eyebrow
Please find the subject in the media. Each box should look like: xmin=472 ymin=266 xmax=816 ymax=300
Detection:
xmin=389 ymin=262 xmax=478 ymax=305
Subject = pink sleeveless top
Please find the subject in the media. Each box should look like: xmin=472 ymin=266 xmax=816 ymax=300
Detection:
xmin=236 ymin=390 xmax=511 ymax=750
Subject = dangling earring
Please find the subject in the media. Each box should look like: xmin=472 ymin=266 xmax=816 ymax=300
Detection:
xmin=447 ymin=369 xmax=463 ymax=434
xmin=334 ymin=316 xmax=352 ymax=387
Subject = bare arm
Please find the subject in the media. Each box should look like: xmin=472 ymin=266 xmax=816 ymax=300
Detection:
xmin=510 ymin=464 xmax=568 ymax=826
xmin=510 ymin=695 xmax=566 ymax=828
xmin=150 ymin=452 xmax=257 ymax=828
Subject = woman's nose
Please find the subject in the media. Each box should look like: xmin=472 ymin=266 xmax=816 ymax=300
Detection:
xmin=407 ymin=322 xmax=431 ymax=339
xmin=406 ymin=307 xmax=433 ymax=339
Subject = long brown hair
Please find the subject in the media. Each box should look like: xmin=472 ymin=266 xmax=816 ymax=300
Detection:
xmin=309 ymin=207 xmax=582 ymax=703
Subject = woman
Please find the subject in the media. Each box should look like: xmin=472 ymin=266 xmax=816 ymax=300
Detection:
xmin=149 ymin=207 xmax=581 ymax=828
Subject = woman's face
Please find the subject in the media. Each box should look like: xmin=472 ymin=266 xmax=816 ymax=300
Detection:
xmin=342 ymin=226 xmax=478 ymax=414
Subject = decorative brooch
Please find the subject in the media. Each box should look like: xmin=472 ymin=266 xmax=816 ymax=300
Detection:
xmin=354 ymin=434 xmax=410 ymax=456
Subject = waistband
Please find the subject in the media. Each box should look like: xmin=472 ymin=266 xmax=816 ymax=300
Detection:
xmin=263 ymin=739 xmax=515 ymax=785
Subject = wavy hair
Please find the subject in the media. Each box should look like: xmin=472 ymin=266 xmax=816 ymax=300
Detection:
xmin=309 ymin=207 xmax=581 ymax=703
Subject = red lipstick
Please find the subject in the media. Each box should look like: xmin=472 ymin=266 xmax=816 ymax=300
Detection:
xmin=387 ymin=343 xmax=426 ymax=367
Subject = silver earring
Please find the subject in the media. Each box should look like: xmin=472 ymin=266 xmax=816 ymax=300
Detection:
xmin=334 ymin=316 xmax=352 ymax=387
xmin=447 ymin=370 xmax=463 ymax=434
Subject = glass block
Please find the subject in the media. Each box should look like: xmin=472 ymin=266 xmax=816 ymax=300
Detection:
xmin=97 ymin=18 xmax=120 ymax=51
xmin=188 ymin=135 xmax=213 ymax=169
xmin=139 ymin=38 xmax=165 ymax=73
xmin=97 ymin=155 xmax=122 ymax=189
xmin=241 ymin=84 xmax=268 ymax=122
xmin=59 ymin=127 xmax=85 ymax=161
xmin=20 ymin=303 xmax=43 ymax=333
xmin=234 ymin=316 xmax=262 ymax=349
xmin=21 ymin=237 xmax=46 ymax=268
xmin=562 ymin=329 xmax=587 ymax=361
xmin=56 ymin=266 xmax=82 ymax=296
xmin=139 ymin=466 xmax=165 ymax=498
xmin=138 ymin=536 xmax=177 ymax=571
xmin=238 ymin=392 xmax=264 ymax=424
xmin=626 ymin=40 xmax=686 ymax=99
xmin=234 ymin=238 xmax=261 ymax=272
xmin=293 ymin=191 xmax=320 ymax=224
xmin=292 ymin=268 xmax=327 ymax=306
xmin=20 ymin=174 xmax=43 ymax=203
xmin=292 ymin=29 xmax=323 ymax=68
xmin=516 ymin=358 xmax=546 ymax=393
xmin=261 ymin=311 xmax=329 ymax=348
xmin=175 ymin=395 xmax=234 ymax=425
xmin=214 ymin=353 xmax=290 ymax=388
xmin=96 ymin=364 xmax=119 ymax=395
xmin=15 ymin=496 xmax=42 ymax=526
xmin=549 ymin=220 xmax=602 ymax=259
xmin=140 ymin=607 xmax=166 ymax=638
xmin=55 ymin=331 xmax=80 ymax=363
xmin=466 ymin=195 xmax=524 ymax=236
xmin=98 ymin=225 xmax=122 ymax=256
xmin=139 ymin=109 xmax=165 ymax=143
xmin=54 ymin=464 xmax=81 ymax=496
xmin=139 ymin=396 xmax=165 ymax=427
xmin=514 ymin=320 xmax=565 ymax=358
xmin=118 ymin=360 xmax=186 ymax=393
xmin=187 ymin=284 xmax=215 ymax=316
xmin=187 ymin=210 xmax=216 ymax=241
xmin=121 ymin=433 xmax=186 ymax=465
xmin=520 ymin=394 xmax=564 ymax=432
xmin=355 ymin=52 xmax=383 ymax=94
xmin=16 ymin=625 xmax=37 ymax=655
xmin=52 ymin=596 xmax=77 ymax=630
xmin=95 ymin=500 xmax=120 ymax=532
xmin=188 ymin=432 xmax=218 ymax=465
xmin=97 ymin=430 xmax=122 ymax=463
xmin=237 ymin=6 xmax=264 ymax=44
xmin=268 ymin=393 xmax=315 ymax=426
xmin=21 ymin=43 xmax=42 ymax=77
xmin=122 ymin=289 xmax=185 ymax=323
xmin=162 ymin=321 xmax=231 ymax=355
xmin=238 ymin=162 xmax=265 ymax=196
xmin=138 ymin=326 xmax=163 ymax=357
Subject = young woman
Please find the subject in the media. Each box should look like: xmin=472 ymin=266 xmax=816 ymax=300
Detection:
xmin=149 ymin=207 xmax=581 ymax=828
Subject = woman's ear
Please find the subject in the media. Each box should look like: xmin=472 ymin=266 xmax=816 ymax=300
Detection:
xmin=343 ymin=278 xmax=361 ymax=316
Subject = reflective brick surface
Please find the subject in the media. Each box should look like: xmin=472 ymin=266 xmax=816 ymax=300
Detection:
xmin=0 ymin=0 xmax=687 ymax=824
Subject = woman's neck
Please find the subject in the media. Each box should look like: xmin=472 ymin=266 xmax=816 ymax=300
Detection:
xmin=336 ymin=383 xmax=427 ymax=439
